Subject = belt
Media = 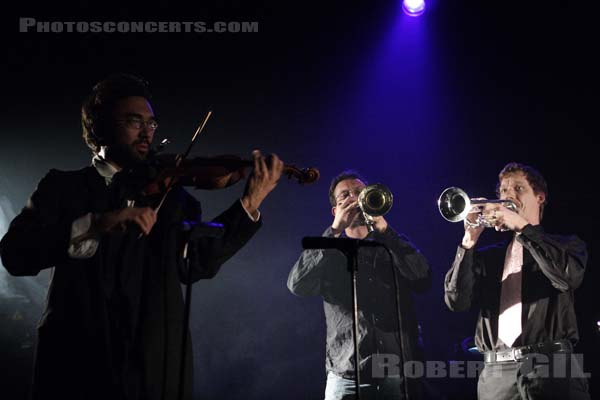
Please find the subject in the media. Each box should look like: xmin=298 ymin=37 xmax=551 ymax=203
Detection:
xmin=484 ymin=339 xmax=573 ymax=363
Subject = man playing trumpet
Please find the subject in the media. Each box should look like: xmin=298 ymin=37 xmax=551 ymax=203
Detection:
xmin=444 ymin=162 xmax=590 ymax=399
xmin=288 ymin=170 xmax=431 ymax=400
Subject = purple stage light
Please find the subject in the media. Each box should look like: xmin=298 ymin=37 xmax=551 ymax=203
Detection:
xmin=403 ymin=0 xmax=426 ymax=17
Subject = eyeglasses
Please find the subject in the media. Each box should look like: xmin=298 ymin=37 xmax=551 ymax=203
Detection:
xmin=335 ymin=189 xmax=362 ymax=203
xmin=116 ymin=117 xmax=159 ymax=131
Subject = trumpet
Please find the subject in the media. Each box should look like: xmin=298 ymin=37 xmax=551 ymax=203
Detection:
xmin=358 ymin=184 xmax=394 ymax=232
xmin=437 ymin=187 xmax=517 ymax=229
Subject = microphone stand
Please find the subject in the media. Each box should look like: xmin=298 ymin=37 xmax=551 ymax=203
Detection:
xmin=302 ymin=237 xmax=381 ymax=400
xmin=347 ymin=244 xmax=362 ymax=400
xmin=178 ymin=221 xmax=225 ymax=400
xmin=302 ymin=235 xmax=407 ymax=399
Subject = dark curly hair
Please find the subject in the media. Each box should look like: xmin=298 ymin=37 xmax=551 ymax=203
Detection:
xmin=81 ymin=73 xmax=152 ymax=153
xmin=328 ymin=170 xmax=368 ymax=206
xmin=496 ymin=162 xmax=548 ymax=220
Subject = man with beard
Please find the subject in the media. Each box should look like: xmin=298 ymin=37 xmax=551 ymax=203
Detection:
xmin=287 ymin=170 xmax=431 ymax=400
xmin=444 ymin=162 xmax=590 ymax=399
xmin=0 ymin=73 xmax=284 ymax=400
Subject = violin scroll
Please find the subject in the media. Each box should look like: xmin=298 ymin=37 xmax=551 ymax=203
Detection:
xmin=283 ymin=165 xmax=320 ymax=185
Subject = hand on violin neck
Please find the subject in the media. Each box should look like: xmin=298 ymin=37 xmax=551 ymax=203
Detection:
xmin=241 ymin=150 xmax=284 ymax=218
xmin=94 ymin=207 xmax=157 ymax=236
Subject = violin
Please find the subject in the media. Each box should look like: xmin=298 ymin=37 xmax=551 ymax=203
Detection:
xmin=143 ymin=153 xmax=320 ymax=196
xmin=128 ymin=111 xmax=319 ymax=214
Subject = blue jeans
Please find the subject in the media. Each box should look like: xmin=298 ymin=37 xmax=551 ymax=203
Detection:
xmin=324 ymin=372 xmax=405 ymax=400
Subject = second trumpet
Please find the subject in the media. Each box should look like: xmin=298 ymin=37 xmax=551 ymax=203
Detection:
xmin=437 ymin=187 xmax=517 ymax=229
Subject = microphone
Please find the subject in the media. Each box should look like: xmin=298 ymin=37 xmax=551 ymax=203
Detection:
xmin=181 ymin=221 xmax=225 ymax=239
xmin=302 ymin=236 xmax=383 ymax=252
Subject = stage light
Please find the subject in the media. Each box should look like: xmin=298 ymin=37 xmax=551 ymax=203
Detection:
xmin=403 ymin=0 xmax=426 ymax=17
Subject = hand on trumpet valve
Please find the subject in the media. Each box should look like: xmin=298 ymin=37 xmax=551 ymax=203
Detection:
xmin=460 ymin=198 xmax=486 ymax=249
xmin=484 ymin=204 xmax=528 ymax=232
xmin=479 ymin=205 xmax=500 ymax=229
xmin=464 ymin=198 xmax=488 ymax=229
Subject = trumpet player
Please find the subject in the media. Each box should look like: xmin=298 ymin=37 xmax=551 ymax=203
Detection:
xmin=288 ymin=170 xmax=431 ymax=400
xmin=444 ymin=162 xmax=590 ymax=399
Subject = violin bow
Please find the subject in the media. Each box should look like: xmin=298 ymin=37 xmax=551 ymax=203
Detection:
xmin=154 ymin=110 xmax=212 ymax=213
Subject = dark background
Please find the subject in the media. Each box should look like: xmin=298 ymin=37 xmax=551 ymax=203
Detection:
xmin=1 ymin=1 xmax=597 ymax=399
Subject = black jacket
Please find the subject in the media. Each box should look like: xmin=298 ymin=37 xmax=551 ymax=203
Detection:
xmin=0 ymin=166 xmax=261 ymax=400
xmin=288 ymin=226 xmax=431 ymax=399
xmin=444 ymin=224 xmax=587 ymax=352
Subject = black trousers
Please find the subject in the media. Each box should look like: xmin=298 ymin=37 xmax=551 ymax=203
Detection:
xmin=477 ymin=353 xmax=590 ymax=400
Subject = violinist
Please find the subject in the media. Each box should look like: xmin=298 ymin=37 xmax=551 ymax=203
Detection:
xmin=0 ymin=73 xmax=284 ymax=400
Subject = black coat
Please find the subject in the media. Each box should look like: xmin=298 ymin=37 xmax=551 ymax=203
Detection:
xmin=288 ymin=227 xmax=431 ymax=399
xmin=444 ymin=225 xmax=587 ymax=352
xmin=0 ymin=166 xmax=261 ymax=400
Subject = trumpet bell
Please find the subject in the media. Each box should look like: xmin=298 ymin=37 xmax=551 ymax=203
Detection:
xmin=438 ymin=187 xmax=471 ymax=223
xmin=358 ymin=184 xmax=393 ymax=217
xmin=437 ymin=187 xmax=519 ymax=229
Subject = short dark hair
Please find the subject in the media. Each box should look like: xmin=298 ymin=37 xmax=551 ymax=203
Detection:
xmin=328 ymin=170 xmax=368 ymax=206
xmin=496 ymin=162 xmax=548 ymax=219
xmin=81 ymin=73 xmax=152 ymax=153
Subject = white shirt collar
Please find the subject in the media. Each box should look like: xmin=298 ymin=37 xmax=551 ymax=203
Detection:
xmin=92 ymin=148 xmax=120 ymax=185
